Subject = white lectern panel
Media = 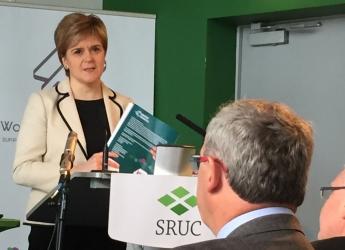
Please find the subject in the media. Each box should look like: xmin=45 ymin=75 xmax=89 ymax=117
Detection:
xmin=109 ymin=174 xmax=214 ymax=248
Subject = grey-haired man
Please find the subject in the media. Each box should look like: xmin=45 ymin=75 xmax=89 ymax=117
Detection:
xmin=174 ymin=99 xmax=314 ymax=250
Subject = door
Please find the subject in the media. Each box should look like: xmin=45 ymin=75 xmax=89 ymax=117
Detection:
xmin=237 ymin=15 xmax=345 ymax=239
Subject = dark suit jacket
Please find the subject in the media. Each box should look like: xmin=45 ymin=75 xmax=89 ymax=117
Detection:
xmin=312 ymin=236 xmax=345 ymax=250
xmin=174 ymin=214 xmax=314 ymax=250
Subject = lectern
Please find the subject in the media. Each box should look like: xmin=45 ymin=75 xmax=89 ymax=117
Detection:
xmin=26 ymin=172 xmax=111 ymax=227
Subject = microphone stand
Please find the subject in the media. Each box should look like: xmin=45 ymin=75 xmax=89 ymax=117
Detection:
xmin=102 ymin=144 xmax=109 ymax=171
xmin=102 ymin=130 xmax=109 ymax=171
xmin=55 ymin=153 xmax=74 ymax=250
xmin=92 ymin=129 xmax=112 ymax=173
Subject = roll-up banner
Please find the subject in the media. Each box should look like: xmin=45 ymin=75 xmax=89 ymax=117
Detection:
xmin=0 ymin=4 xmax=155 ymax=249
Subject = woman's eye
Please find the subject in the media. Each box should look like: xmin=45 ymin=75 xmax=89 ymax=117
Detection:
xmin=93 ymin=47 xmax=101 ymax=52
xmin=73 ymin=49 xmax=82 ymax=54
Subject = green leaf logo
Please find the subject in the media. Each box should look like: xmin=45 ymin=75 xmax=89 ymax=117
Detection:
xmin=158 ymin=186 xmax=197 ymax=215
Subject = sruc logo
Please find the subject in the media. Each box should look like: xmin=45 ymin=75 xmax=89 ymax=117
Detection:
xmin=158 ymin=186 xmax=197 ymax=215
xmin=155 ymin=186 xmax=201 ymax=236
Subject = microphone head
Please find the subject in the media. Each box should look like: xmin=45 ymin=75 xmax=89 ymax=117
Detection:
xmin=176 ymin=114 xmax=183 ymax=120
xmin=175 ymin=114 xmax=206 ymax=137
xmin=65 ymin=131 xmax=78 ymax=154
xmin=60 ymin=131 xmax=78 ymax=174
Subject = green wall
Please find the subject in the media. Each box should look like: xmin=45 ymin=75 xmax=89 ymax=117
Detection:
xmin=103 ymin=0 xmax=345 ymax=149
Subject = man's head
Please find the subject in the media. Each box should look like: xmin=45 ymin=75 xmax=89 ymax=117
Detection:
xmin=318 ymin=168 xmax=345 ymax=240
xmin=197 ymin=99 xmax=314 ymax=233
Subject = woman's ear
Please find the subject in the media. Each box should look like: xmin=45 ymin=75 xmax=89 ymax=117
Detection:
xmin=62 ymin=57 xmax=68 ymax=69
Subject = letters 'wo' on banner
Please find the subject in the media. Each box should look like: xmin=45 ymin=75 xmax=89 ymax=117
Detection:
xmin=109 ymin=174 xmax=215 ymax=248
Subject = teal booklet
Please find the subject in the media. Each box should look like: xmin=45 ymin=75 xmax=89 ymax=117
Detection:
xmin=107 ymin=103 xmax=178 ymax=174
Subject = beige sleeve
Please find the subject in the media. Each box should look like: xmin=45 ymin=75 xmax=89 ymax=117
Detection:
xmin=12 ymin=92 xmax=59 ymax=193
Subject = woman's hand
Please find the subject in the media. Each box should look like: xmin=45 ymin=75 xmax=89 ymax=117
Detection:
xmin=149 ymin=147 xmax=157 ymax=160
xmin=71 ymin=151 xmax=119 ymax=174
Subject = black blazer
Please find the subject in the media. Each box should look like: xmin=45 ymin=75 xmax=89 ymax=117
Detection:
xmin=312 ymin=236 xmax=345 ymax=250
xmin=173 ymin=214 xmax=314 ymax=250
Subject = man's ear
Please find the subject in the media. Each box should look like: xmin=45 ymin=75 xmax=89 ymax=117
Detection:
xmin=206 ymin=157 xmax=223 ymax=193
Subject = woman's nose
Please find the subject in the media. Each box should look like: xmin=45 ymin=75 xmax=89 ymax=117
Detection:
xmin=83 ymin=50 xmax=93 ymax=61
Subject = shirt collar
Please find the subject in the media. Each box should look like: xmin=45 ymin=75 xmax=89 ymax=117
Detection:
xmin=217 ymin=207 xmax=294 ymax=239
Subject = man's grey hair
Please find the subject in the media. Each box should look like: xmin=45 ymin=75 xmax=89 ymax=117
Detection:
xmin=203 ymin=99 xmax=313 ymax=207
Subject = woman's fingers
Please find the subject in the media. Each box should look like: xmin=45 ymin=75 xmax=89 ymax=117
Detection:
xmin=72 ymin=151 xmax=121 ymax=173
xmin=150 ymin=147 xmax=157 ymax=160
xmin=108 ymin=151 xmax=119 ymax=158
xmin=108 ymin=157 xmax=120 ymax=172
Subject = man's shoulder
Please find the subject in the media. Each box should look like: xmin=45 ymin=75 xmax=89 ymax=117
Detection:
xmin=312 ymin=236 xmax=345 ymax=250
xmin=174 ymin=214 xmax=313 ymax=250
xmin=230 ymin=214 xmax=313 ymax=249
xmin=173 ymin=233 xmax=313 ymax=250
xmin=173 ymin=237 xmax=249 ymax=250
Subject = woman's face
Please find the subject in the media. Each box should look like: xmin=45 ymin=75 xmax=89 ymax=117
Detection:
xmin=62 ymin=35 xmax=105 ymax=86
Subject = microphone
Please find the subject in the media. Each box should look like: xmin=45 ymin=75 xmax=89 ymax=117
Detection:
xmin=176 ymin=114 xmax=206 ymax=137
xmin=59 ymin=131 xmax=78 ymax=177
